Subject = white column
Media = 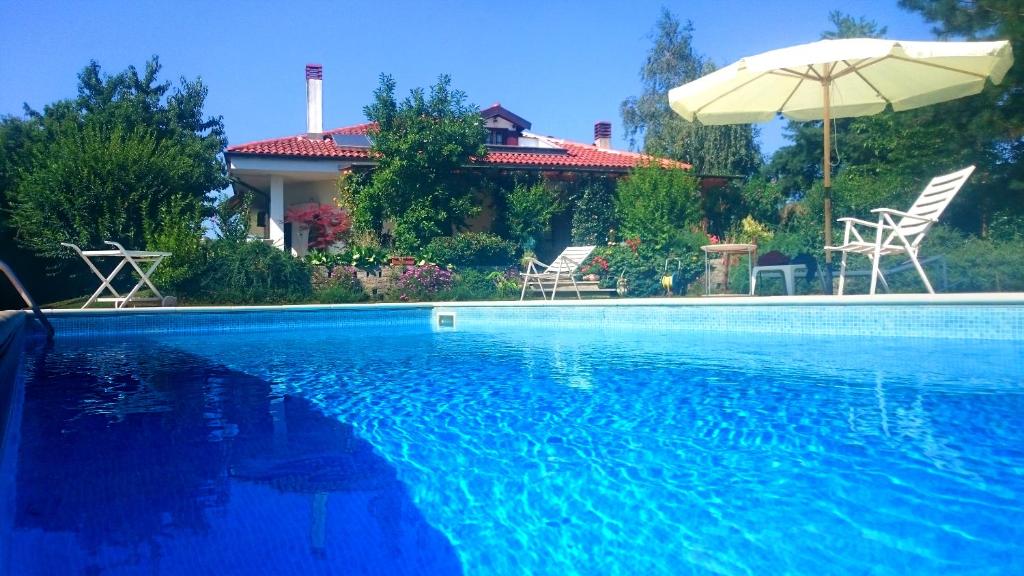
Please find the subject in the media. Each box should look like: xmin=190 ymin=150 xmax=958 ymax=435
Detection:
xmin=269 ymin=175 xmax=285 ymax=249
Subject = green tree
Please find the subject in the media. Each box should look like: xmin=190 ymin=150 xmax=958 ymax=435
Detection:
xmin=355 ymin=74 xmax=486 ymax=252
xmin=770 ymin=6 xmax=1023 ymax=236
xmin=0 ymin=57 xmax=225 ymax=304
xmin=821 ymin=10 xmax=889 ymax=38
xmin=570 ymin=175 xmax=618 ymax=245
xmin=504 ymin=178 xmax=560 ymax=252
xmin=898 ymin=0 xmax=1024 ymax=235
xmin=615 ymin=163 xmax=701 ymax=248
xmin=768 ymin=11 xmax=890 ymax=197
xmin=0 ymin=115 xmax=46 ymax=306
xmin=621 ymin=8 xmax=762 ymax=176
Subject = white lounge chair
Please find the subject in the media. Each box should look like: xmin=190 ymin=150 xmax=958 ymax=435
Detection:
xmin=519 ymin=245 xmax=596 ymax=301
xmin=825 ymin=166 xmax=974 ymax=295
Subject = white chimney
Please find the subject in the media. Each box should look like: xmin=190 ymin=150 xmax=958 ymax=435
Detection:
xmin=594 ymin=121 xmax=612 ymax=149
xmin=306 ymin=64 xmax=323 ymax=138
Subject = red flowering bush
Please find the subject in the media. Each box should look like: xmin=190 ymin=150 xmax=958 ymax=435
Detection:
xmin=625 ymin=237 xmax=641 ymax=253
xmin=285 ymin=204 xmax=352 ymax=249
xmin=583 ymin=255 xmax=610 ymax=275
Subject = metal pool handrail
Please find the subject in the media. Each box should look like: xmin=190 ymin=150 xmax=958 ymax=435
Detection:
xmin=0 ymin=259 xmax=54 ymax=340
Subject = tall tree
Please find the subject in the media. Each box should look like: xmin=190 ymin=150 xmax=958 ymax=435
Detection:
xmin=771 ymin=6 xmax=1024 ymax=236
xmin=356 ymin=74 xmax=486 ymax=252
xmin=621 ymin=8 xmax=762 ymax=176
xmin=821 ymin=10 xmax=889 ymax=38
xmin=0 ymin=57 xmax=225 ymax=305
xmin=899 ymin=0 xmax=1024 ymax=236
xmin=768 ymin=11 xmax=890 ymax=197
xmin=5 ymin=57 xmax=225 ymax=258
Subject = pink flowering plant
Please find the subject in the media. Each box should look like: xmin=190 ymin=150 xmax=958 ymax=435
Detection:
xmin=388 ymin=263 xmax=455 ymax=302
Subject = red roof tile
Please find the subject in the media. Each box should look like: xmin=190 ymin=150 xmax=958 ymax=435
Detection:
xmin=225 ymin=122 xmax=689 ymax=171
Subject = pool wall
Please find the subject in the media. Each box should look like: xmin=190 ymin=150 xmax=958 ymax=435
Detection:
xmin=13 ymin=293 xmax=1024 ymax=341
xmin=438 ymin=298 xmax=1024 ymax=340
xmin=0 ymin=311 xmax=25 ymax=449
xmin=0 ymin=311 xmax=26 ymax=573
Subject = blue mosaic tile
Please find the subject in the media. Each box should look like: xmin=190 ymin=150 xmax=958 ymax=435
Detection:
xmin=49 ymin=306 xmax=433 ymax=339
xmin=40 ymin=301 xmax=1024 ymax=341
xmin=442 ymin=303 xmax=1024 ymax=341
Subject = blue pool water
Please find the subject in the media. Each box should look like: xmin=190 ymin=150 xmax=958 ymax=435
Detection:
xmin=5 ymin=319 xmax=1024 ymax=574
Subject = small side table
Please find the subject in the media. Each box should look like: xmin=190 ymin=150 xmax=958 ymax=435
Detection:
xmin=701 ymin=243 xmax=756 ymax=296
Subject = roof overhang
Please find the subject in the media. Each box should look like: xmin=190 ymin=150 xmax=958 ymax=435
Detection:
xmin=225 ymin=152 xmax=367 ymax=180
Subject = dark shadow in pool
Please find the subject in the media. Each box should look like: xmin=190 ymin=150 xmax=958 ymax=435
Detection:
xmin=13 ymin=342 xmax=462 ymax=576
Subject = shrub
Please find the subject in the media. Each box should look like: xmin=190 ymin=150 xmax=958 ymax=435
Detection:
xmin=314 ymin=265 xmax=367 ymax=303
xmin=145 ymin=194 xmax=208 ymax=294
xmin=434 ymin=267 xmax=522 ymax=301
xmin=307 ymin=244 xmax=389 ymax=271
xmin=443 ymin=268 xmax=500 ymax=301
xmin=422 ymin=232 xmax=517 ymax=267
xmin=192 ymin=239 xmax=312 ymax=304
xmin=489 ymin=268 xmax=522 ymax=299
xmin=593 ymin=230 xmax=704 ymax=297
xmin=387 ymin=263 xmax=455 ymax=302
xmin=616 ymin=163 xmax=701 ymax=249
xmin=736 ymin=216 xmax=773 ymax=245
xmin=504 ymin=178 xmax=561 ymax=251
xmin=737 ymin=175 xmax=785 ymax=226
xmin=911 ymin=225 xmax=1024 ymax=293
xmin=571 ymin=176 xmax=618 ymax=245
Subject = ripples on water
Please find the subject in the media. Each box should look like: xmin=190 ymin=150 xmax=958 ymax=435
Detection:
xmin=8 ymin=325 xmax=1024 ymax=575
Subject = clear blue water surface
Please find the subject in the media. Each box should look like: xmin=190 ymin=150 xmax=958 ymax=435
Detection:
xmin=6 ymin=321 xmax=1024 ymax=575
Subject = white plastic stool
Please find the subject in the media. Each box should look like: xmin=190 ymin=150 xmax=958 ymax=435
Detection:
xmin=750 ymin=264 xmax=807 ymax=296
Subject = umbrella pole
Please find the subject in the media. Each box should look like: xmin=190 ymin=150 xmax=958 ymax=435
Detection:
xmin=822 ymin=79 xmax=834 ymax=294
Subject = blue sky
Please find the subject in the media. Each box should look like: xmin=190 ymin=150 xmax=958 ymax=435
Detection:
xmin=1 ymin=0 xmax=937 ymax=157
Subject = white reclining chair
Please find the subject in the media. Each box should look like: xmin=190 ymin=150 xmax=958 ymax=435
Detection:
xmin=519 ymin=245 xmax=596 ymax=301
xmin=825 ymin=166 xmax=974 ymax=295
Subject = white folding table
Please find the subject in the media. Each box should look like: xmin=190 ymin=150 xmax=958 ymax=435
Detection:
xmin=62 ymin=241 xmax=172 ymax=309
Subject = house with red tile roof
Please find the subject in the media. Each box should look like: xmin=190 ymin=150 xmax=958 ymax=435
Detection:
xmin=225 ymin=65 xmax=689 ymax=256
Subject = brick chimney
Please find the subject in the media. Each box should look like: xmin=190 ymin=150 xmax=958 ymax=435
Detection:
xmin=306 ymin=64 xmax=323 ymax=138
xmin=594 ymin=121 xmax=612 ymax=149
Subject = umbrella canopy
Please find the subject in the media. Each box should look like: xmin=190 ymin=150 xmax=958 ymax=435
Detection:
xmin=669 ymin=38 xmax=1012 ymax=125
xmin=667 ymin=38 xmax=1013 ymax=269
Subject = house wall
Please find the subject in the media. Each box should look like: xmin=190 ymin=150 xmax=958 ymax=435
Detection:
xmin=463 ymin=188 xmax=498 ymax=233
xmin=485 ymin=117 xmax=516 ymax=131
xmin=248 ymin=179 xmax=339 ymax=257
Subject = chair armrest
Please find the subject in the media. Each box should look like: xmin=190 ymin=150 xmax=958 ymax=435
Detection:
xmin=836 ymin=216 xmax=885 ymax=228
xmin=869 ymin=208 xmax=937 ymax=223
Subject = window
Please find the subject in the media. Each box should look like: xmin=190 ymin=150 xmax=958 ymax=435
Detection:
xmin=487 ymin=130 xmax=507 ymax=145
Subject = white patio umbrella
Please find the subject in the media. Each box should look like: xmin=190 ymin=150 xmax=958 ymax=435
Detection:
xmin=668 ymin=38 xmax=1013 ymax=283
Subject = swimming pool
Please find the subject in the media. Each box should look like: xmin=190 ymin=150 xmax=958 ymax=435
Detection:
xmin=3 ymin=303 xmax=1024 ymax=574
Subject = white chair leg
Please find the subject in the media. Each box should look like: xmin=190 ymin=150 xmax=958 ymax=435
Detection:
xmin=868 ymin=253 xmax=882 ymax=296
xmin=837 ymin=251 xmax=849 ymax=295
xmin=876 ymin=269 xmax=891 ymax=293
xmin=909 ymin=254 xmax=935 ymax=294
